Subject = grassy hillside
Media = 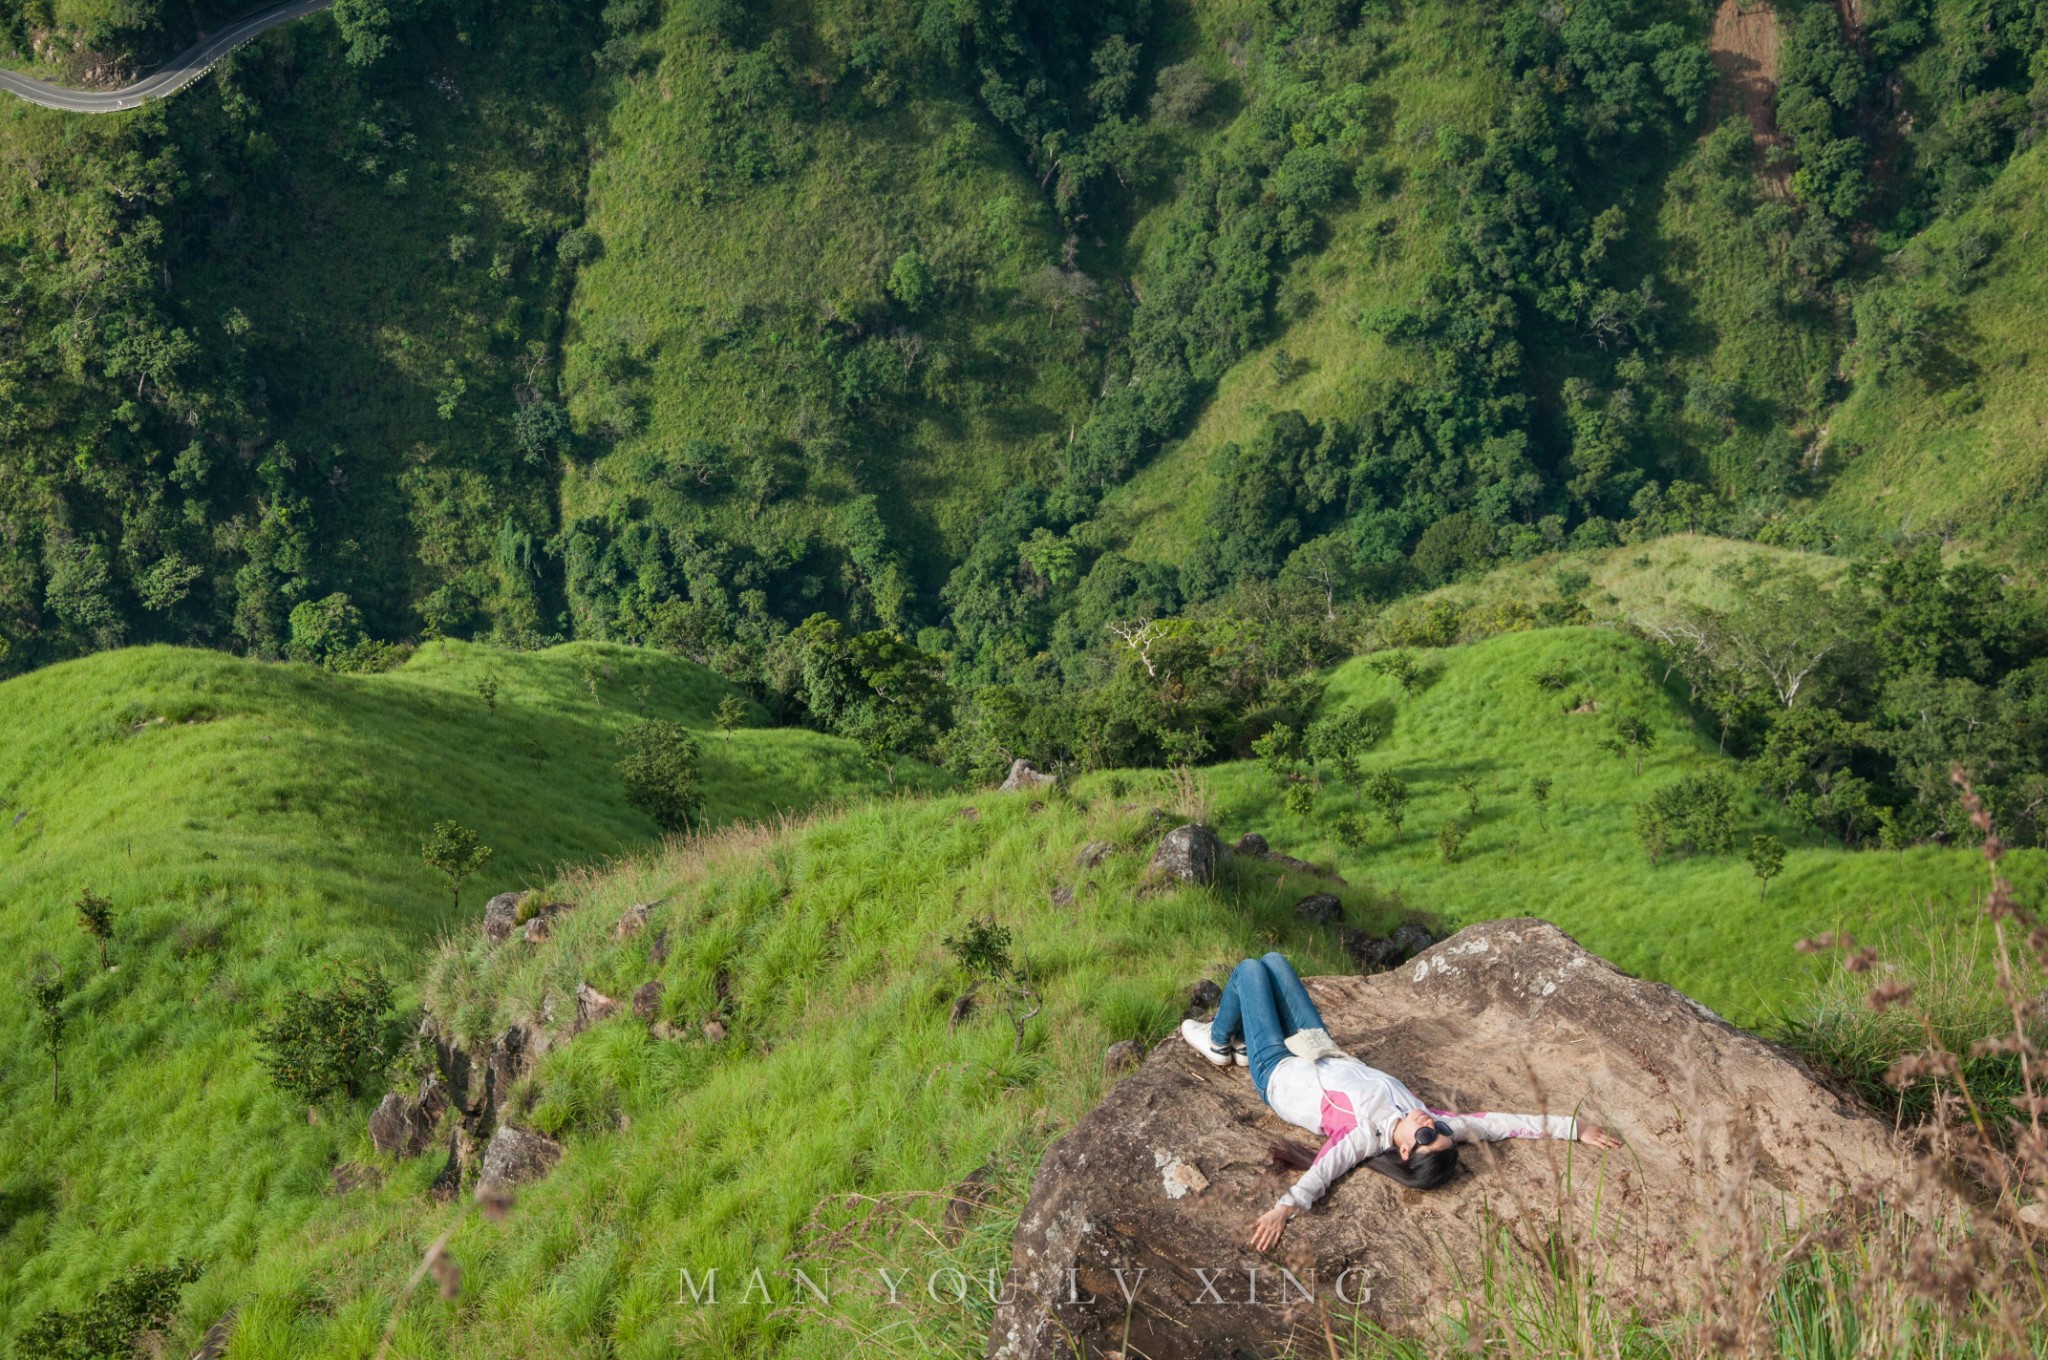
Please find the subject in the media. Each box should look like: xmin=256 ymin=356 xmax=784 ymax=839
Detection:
xmin=1821 ymin=139 xmax=2048 ymax=561
xmin=0 ymin=639 xmax=941 ymax=1337
xmin=49 ymin=625 xmax=2028 ymax=1358
xmin=1205 ymin=626 xmax=2037 ymax=1017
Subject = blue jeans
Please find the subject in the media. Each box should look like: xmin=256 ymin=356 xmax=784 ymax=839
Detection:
xmin=1210 ymin=953 xmax=1326 ymax=1102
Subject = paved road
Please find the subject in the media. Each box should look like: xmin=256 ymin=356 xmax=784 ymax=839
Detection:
xmin=0 ymin=0 xmax=332 ymax=113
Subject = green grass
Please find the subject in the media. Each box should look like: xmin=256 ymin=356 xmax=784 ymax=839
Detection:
xmin=0 ymin=639 xmax=942 ymax=1339
xmin=77 ymin=625 xmax=2034 ymax=1358
xmin=1385 ymin=532 xmax=1848 ymax=628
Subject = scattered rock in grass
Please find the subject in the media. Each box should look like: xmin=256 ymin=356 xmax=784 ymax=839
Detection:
xmin=632 ymin=980 xmax=665 ymax=1024
xmin=1264 ymin=852 xmax=1346 ymax=883
xmin=1103 ymin=1040 xmax=1146 ymax=1077
xmin=521 ymin=914 xmax=552 ymax=944
xmin=1342 ymin=921 xmax=1441 ymax=974
xmin=484 ymin=1023 xmax=542 ymax=1120
xmin=481 ymin=891 xmax=524 ymax=942
xmin=1028 ymin=799 xmax=1046 ymax=814
xmin=942 ymin=1162 xmax=996 ymax=1245
xmin=650 ymin=928 xmax=671 ymax=965
xmin=949 ymin=993 xmax=976 ymax=1030
xmin=329 ymin=1162 xmax=383 ymax=1196
xmin=1295 ymin=892 xmax=1345 ymax=926
xmin=702 ymin=1018 xmax=728 ymax=1042
xmin=1231 ymin=832 xmax=1269 ymax=857
xmin=1147 ymin=824 xmax=1224 ymax=887
xmin=959 ymin=806 xmax=981 ymax=821
xmin=614 ymin=902 xmax=655 ymax=939
xmin=475 ymin=1125 xmax=562 ymax=1200
xmin=573 ymin=982 xmax=621 ymax=1034
xmin=428 ymin=1132 xmax=465 ymax=1203
xmin=1000 ymin=759 xmax=1056 ymax=792
xmin=188 ymin=1310 xmax=236 ymax=1360
xmin=1049 ymin=884 xmax=1075 ymax=908
xmin=369 ymin=1082 xmax=446 ymax=1159
xmin=1186 ymin=979 xmax=1223 ymax=1015
xmin=1075 ymin=840 xmax=1114 ymax=868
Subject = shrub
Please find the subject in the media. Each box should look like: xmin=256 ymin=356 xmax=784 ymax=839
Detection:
xmin=618 ymin=719 xmax=704 ymax=832
xmin=420 ymin=820 xmax=492 ymax=913
xmin=256 ymin=967 xmax=394 ymax=1104
xmin=1634 ymin=772 xmax=1738 ymax=863
xmin=1149 ymin=61 xmax=1213 ymax=123
xmin=14 ymin=1260 xmax=202 ymax=1360
xmin=1437 ymin=822 xmax=1467 ymax=865
xmin=76 ymin=888 xmax=114 ymax=970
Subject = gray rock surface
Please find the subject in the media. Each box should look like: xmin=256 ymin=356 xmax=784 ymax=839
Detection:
xmin=481 ymin=891 xmax=524 ymax=943
xmin=999 ymin=759 xmax=1056 ymax=792
xmin=986 ymin=919 xmax=1934 ymax=1360
xmin=475 ymin=1125 xmax=563 ymax=1201
xmin=1146 ymin=824 xmax=1224 ymax=887
xmin=368 ymin=1079 xmax=446 ymax=1159
xmin=1294 ymin=892 xmax=1345 ymax=926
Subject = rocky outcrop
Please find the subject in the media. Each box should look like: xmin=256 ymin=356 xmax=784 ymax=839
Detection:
xmin=475 ymin=1125 xmax=563 ymax=1201
xmin=481 ymin=891 xmax=525 ymax=942
xmin=1231 ymin=832 xmax=1268 ymax=857
xmin=1343 ymin=921 xmax=1439 ymax=974
xmin=368 ymin=1080 xmax=446 ymax=1159
xmin=1147 ymin=824 xmax=1224 ymax=886
xmin=614 ymin=902 xmax=655 ymax=939
xmin=632 ymin=980 xmax=665 ymax=1024
xmin=572 ymin=982 xmax=621 ymax=1034
xmin=987 ymin=919 xmax=1933 ymax=1360
xmin=1000 ymin=759 xmax=1057 ymax=792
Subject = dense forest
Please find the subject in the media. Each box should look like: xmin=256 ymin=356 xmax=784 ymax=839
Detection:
xmin=2 ymin=0 xmax=2046 ymax=826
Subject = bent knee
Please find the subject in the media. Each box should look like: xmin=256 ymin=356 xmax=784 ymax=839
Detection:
xmin=1260 ymin=951 xmax=1292 ymax=969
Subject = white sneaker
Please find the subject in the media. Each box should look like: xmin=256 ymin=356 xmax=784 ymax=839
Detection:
xmin=1180 ymin=1018 xmax=1242 ymax=1068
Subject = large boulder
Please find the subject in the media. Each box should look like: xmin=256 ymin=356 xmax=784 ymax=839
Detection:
xmin=987 ymin=919 xmax=1933 ymax=1360
xmin=1147 ymin=824 xmax=1224 ymax=887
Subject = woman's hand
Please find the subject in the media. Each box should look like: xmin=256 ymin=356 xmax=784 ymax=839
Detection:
xmin=1577 ymin=1124 xmax=1622 ymax=1150
xmin=1249 ymin=1204 xmax=1294 ymax=1252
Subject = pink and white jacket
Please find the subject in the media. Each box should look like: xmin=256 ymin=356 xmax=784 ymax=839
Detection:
xmin=1266 ymin=1054 xmax=1577 ymax=1211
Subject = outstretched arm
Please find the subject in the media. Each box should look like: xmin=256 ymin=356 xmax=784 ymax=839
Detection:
xmin=1248 ymin=1126 xmax=1378 ymax=1252
xmin=1437 ymin=1111 xmax=1621 ymax=1148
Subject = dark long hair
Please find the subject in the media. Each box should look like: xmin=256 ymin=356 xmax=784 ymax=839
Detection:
xmin=1268 ymin=1138 xmax=1460 ymax=1190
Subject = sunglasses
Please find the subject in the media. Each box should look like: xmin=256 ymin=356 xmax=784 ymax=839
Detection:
xmin=1412 ymin=1118 xmax=1454 ymax=1149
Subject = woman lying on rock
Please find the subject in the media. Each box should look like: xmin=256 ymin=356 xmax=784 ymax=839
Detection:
xmin=1181 ymin=951 xmax=1622 ymax=1251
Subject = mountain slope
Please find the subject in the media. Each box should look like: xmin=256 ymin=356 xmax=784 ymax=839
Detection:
xmin=0 ymin=639 xmax=939 ymax=1336
xmin=99 ymin=625 xmax=2038 ymax=1358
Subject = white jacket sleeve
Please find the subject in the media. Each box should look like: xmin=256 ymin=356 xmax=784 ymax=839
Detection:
xmin=1277 ymin=1126 xmax=1383 ymax=1212
xmin=1438 ymin=1110 xmax=1578 ymax=1144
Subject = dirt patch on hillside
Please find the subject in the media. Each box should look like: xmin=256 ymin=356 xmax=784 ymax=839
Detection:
xmin=1708 ymin=0 xmax=1791 ymax=196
